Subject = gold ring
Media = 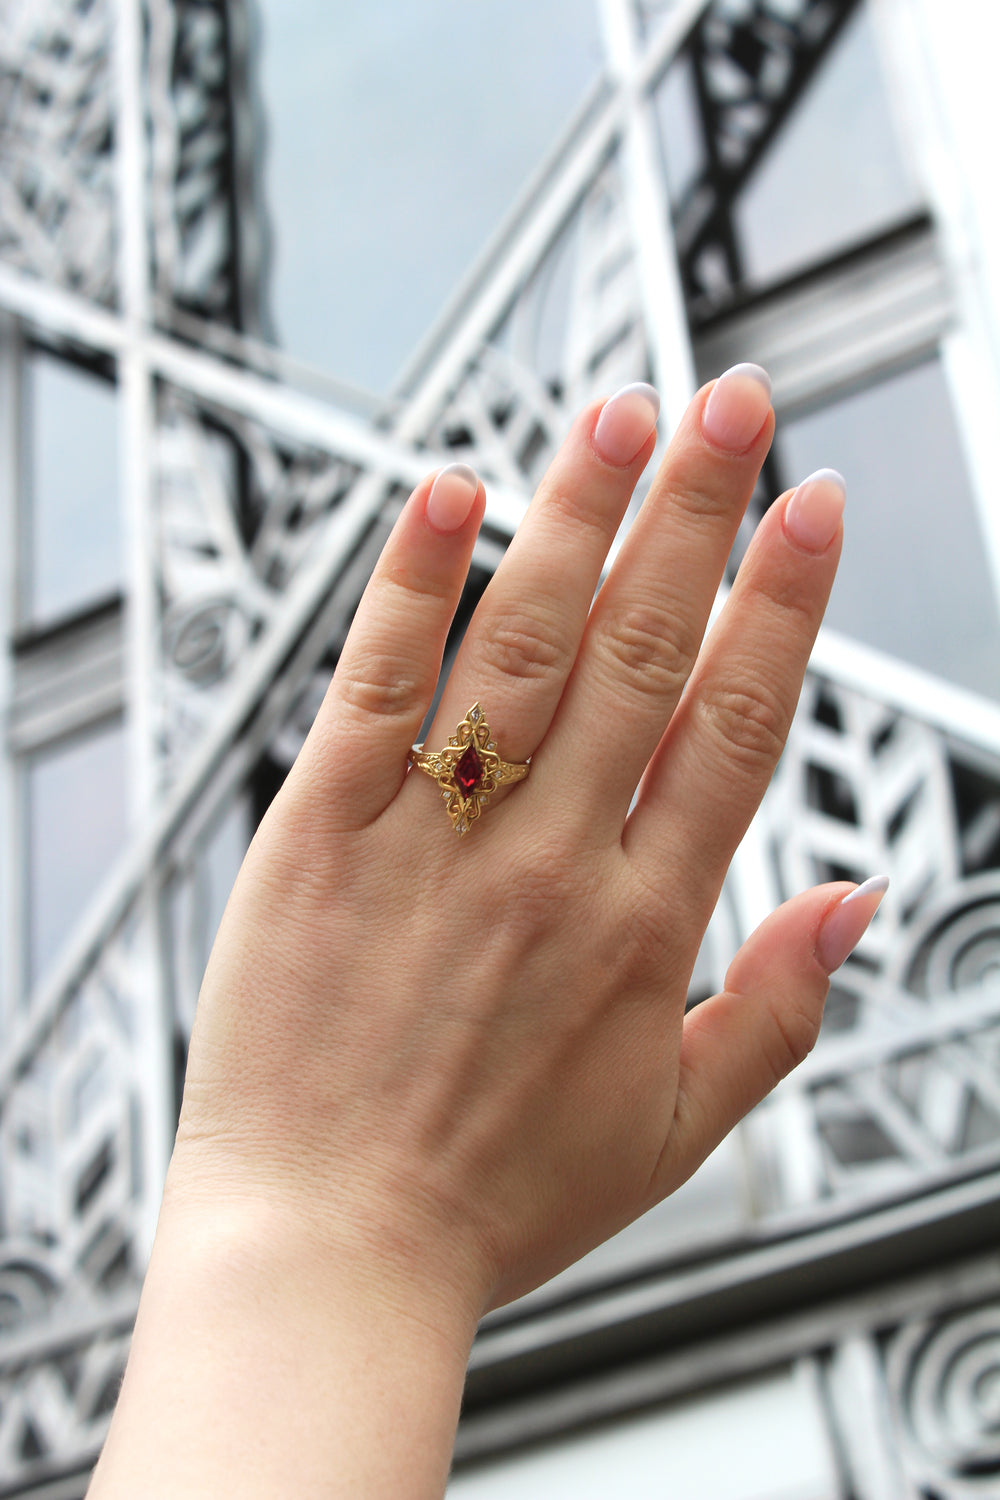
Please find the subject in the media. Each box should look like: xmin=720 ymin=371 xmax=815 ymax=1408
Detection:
xmin=409 ymin=703 xmax=529 ymax=837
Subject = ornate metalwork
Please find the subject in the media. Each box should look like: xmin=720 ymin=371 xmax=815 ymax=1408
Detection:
xmin=152 ymin=385 xmax=367 ymax=781
xmin=0 ymin=1318 xmax=131 ymax=1485
xmin=747 ymin=673 xmax=1000 ymax=1214
xmin=888 ymin=1302 xmax=1000 ymax=1496
xmin=148 ymin=0 xmax=271 ymax=332
xmin=672 ymin=0 xmax=862 ymax=314
xmin=825 ymin=1294 xmax=1000 ymax=1500
xmin=418 ymin=161 xmax=652 ymax=495
xmin=0 ymin=0 xmax=116 ymax=305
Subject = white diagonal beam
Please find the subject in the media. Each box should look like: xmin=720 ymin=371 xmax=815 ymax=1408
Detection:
xmin=598 ymin=0 xmax=697 ymax=427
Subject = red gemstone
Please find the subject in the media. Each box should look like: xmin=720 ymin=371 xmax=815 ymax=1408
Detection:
xmin=455 ymin=743 xmax=482 ymax=797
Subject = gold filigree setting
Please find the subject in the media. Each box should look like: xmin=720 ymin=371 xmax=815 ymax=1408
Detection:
xmin=409 ymin=704 xmax=529 ymax=836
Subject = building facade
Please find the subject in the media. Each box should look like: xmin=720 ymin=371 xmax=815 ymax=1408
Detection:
xmin=0 ymin=2 xmax=999 ymax=1496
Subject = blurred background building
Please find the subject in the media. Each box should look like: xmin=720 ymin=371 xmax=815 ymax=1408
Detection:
xmin=1 ymin=0 xmax=999 ymax=1495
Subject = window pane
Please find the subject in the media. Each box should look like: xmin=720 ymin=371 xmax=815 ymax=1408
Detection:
xmin=26 ymin=721 xmax=128 ymax=989
xmin=734 ymin=4 xmax=923 ymax=289
xmin=29 ymin=354 xmax=120 ymax=624
xmin=778 ymin=358 xmax=1000 ymax=699
xmin=449 ymin=1366 xmax=839 ymax=1500
xmin=255 ymin=0 xmax=603 ymax=390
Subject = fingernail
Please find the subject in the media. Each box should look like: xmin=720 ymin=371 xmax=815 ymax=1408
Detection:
xmin=816 ymin=875 xmax=889 ymax=973
xmin=783 ymin=468 xmax=846 ymax=554
xmin=593 ymin=382 xmax=660 ymax=466
xmin=701 ymin=364 xmax=772 ymax=453
xmin=425 ymin=463 xmax=479 ymax=533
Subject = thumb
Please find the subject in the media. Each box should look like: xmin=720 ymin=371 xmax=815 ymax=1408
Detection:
xmin=654 ymin=876 xmax=888 ymax=1200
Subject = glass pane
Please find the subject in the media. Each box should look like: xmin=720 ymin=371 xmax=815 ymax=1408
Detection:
xmin=656 ymin=52 xmax=705 ymax=206
xmin=449 ymin=1365 xmax=839 ymax=1500
xmin=734 ymin=3 xmax=923 ymax=288
xmin=26 ymin=721 xmax=128 ymax=989
xmin=778 ymin=358 xmax=1000 ymax=699
xmin=255 ymin=0 xmax=604 ymax=391
xmin=169 ymin=793 xmax=252 ymax=1037
xmin=29 ymin=354 xmax=120 ymax=625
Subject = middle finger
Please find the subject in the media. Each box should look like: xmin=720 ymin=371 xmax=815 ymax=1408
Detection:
xmin=541 ymin=364 xmax=774 ymax=832
xmin=416 ymin=381 xmax=661 ymax=771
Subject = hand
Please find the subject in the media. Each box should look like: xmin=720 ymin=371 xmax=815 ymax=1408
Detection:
xmin=171 ymin=364 xmax=876 ymax=1310
xmin=90 ymin=366 xmax=885 ymax=1499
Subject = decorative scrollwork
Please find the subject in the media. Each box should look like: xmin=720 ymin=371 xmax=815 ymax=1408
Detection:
xmin=0 ymin=1252 xmax=60 ymax=1330
xmin=163 ymin=594 xmax=252 ymax=688
xmin=888 ymin=1304 xmax=1000 ymax=1493
xmin=409 ymin=704 xmax=529 ymax=837
xmin=896 ymin=874 xmax=1000 ymax=1000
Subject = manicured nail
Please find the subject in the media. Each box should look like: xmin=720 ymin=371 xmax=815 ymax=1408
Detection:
xmin=783 ymin=468 xmax=846 ymax=554
xmin=593 ymin=382 xmax=660 ymax=466
xmin=816 ymin=875 xmax=889 ymax=973
xmin=425 ymin=463 xmax=479 ymax=533
xmin=701 ymin=363 xmax=772 ymax=453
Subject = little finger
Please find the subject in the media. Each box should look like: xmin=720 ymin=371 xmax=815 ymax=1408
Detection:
xmin=651 ymin=877 xmax=888 ymax=1200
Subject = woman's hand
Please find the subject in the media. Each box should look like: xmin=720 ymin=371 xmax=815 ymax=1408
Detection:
xmin=90 ymin=367 xmax=884 ymax=1499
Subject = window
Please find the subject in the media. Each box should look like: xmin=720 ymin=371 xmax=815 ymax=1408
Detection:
xmin=26 ymin=720 xmax=128 ymax=990
xmin=27 ymin=353 xmax=120 ymax=627
xmin=734 ymin=4 xmax=922 ymax=291
xmin=778 ymin=358 xmax=1000 ymax=698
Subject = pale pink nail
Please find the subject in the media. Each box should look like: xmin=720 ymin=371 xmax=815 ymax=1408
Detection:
xmin=701 ymin=364 xmax=772 ymax=452
xmin=425 ymin=464 xmax=479 ymax=533
xmin=783 ymin=468 xmax=846 ymax=554
xmin=816 ymin=875 xmax=889 ymax=973
xmin=593 ymin=382 xmax=660 ymax=466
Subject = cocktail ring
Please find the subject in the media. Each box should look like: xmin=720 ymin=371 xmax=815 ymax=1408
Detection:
xmin=409 ymin=703 xmax=530 ymax=837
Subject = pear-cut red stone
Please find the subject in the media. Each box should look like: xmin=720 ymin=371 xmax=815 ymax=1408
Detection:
xmin=455 ymin=742 xmax=482 ymax=797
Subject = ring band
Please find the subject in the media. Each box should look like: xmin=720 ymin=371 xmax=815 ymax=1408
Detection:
xmin=409 ymin=703 xmax=529 ymax=837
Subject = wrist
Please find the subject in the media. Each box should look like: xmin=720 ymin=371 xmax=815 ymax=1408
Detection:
xmin=93 ymin=1169 xmax=478 ymax=1498
xmin=156 ymin=1153 xmax=484 ymax=1361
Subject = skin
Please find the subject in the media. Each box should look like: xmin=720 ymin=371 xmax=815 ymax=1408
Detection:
xmin=89 ymin=375 xmax=853 ymax=1498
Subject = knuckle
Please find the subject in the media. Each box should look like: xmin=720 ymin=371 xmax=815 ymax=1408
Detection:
xmin=764 ymin=997 xmax=822 ymax=1083
xmin=503 ymin=827 xmax=597 ymax=926
xmin=381 ymin=566 xmax=453 ymax=607
xmin=598 ymin=602 xmax=694 ymax=702
xmin=478 ymin=607 xmax=569 ymax=684
xmin=697 ymin=677 xmax=789 ymax=773
xmin=669 ymin=476 xmax=734 ymax=525
xmin=545 ymin=483 xmax=618 ymax=545
xmin=335 ymin=660 xmax=428 ymax=722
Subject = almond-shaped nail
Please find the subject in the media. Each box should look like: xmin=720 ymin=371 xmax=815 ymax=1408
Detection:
xmin=784 ymin=468 xmax=846 ymax=554
xmin=701 ymin=363 xmax=772 ymax=453
xmin=425 ymin=463 xmax=479 ymax=533
xmin=816 ymin=875 xmax=889 ymax=974
xmin=593 ymin=382 xmax=660 ymax=466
